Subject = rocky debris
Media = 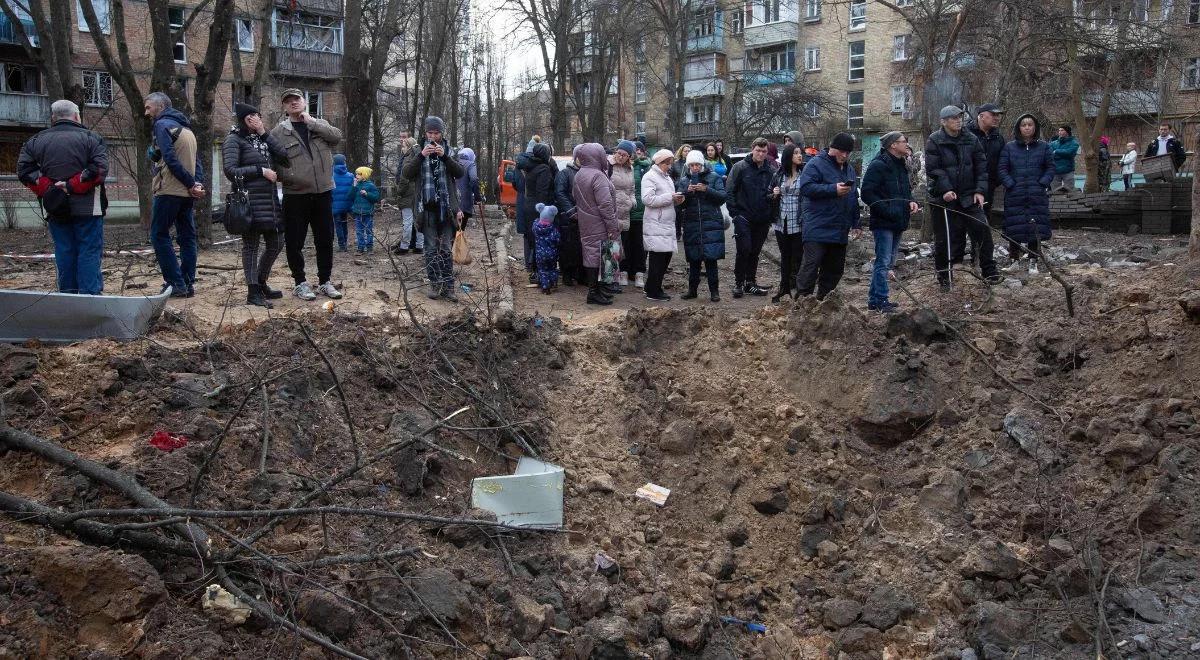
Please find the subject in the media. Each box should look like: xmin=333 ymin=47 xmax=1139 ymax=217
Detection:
xmin=860 ymin=585 xmax=916 ymax=630
xmin=408 ymin=568 xmax=472 ymax=623
xmin=822 ymin=598 xmax=862 ymax=629
xmin=662 ymin=605 xmax=711 ymax=651
xmin=660 ymin=419 xmax=697 ymax=454
xmin=297 ymin=590 xmax=356 ymax=640
xmin=575 ymin=580 xmax=611 ymax=619
xmin=511 ymin=593 xmax=551 ymax=641
xmin=959 ymin=541 xmax=1021 ymax=581
xmin=815 ymin=540 xmax=840 ymax=563
xmin=435 ymin=508 xmax=499 ymax=546
xmin=854 ymin=370 xmax=940 ymax=446
xmin=965 ymin=601 xmax=1030 ymax=659
xmin=163 ymin=372 xmax=217 ymax=409
xmin=919 ymin=469 xmax=968 ymax=515
xmin=1003 ymin=408 xmax=1056 ymax=464
xmin=1030 ymin=327 xmax=1088 ymax=371
xmin=721 ymin=517 xmax=749 ymax=547
xmin=798 ymin=525 xmax=834 ymax=558
xmin=390 ymin=445 xmax=431 ymax=496
xmin=703 ymin=544 xmax=736 ymax=580
xmin=584 ymin=616 xmax=636 ymax=658
xmin=0 ymin=344 xmax=37 ymax=387
xmin=1099 ymin=432 xmax=1161 ymax=471
xmin=750 ymin=481 xmax=789 ymax=514
xmin=1114 ymin=586 xmax=1168 ymax=623
xmin=584 ymin=471 xmax=616 ymax=493
xmin=885 ymin=308 xmax=950 ymax=344
xmin=1177 ymin=290 xmax=1200 ymax=322
xmin=202 ymin=584 xmax=252 ymax=626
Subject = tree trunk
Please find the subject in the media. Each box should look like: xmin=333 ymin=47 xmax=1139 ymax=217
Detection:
xmin=1191 ymin=134 xmax=1200 ymax=257
xmin=190 ymin=0 xmax=236 ymax=247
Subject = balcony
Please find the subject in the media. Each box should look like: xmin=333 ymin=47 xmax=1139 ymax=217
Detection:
xmin=742 ymin=70 xmax=796 ymax=87
xmin=743 ymin=20 xmax=799 ymax=48
xmin=686 ymin=33 xmax=725 ymax=52
xmin=275 ymin=0 xmax=343 ymax=16
xmin=571 ymin=55 xmax=594 ymax=74
xmin=0 ymin=13 xmax=37 ymax=46
xmin=0 ymin=92 xmax=49 ymax=127
xmin=1083 ymin=90 xmax=1160 ymax=117
xmin=683 ymin=121 xmax=720 ymax=139
xmin=271 ymin=47 xmax=342 ymax=79
xmin=683 ymin=78 xmax=726 ymax=98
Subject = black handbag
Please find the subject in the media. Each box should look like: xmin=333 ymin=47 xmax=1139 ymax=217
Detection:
xmin=223 ymin=174 xmax=252 ymax=234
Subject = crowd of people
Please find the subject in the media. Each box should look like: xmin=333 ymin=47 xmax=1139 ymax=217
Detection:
xmin=15 ymin=95 xmax=1191 ymax=314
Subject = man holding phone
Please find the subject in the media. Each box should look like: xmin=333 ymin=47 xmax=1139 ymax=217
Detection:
xmin=401 ymin=116 xmax=465 ymax=301
xmin=794 ymin=132 xmax=860 ymax=300
xmin=725 ymin=137 xmax=777 ymax=298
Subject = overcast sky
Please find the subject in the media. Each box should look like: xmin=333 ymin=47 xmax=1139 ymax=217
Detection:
xmin=473 ymin=0 xmax=549 ymax=94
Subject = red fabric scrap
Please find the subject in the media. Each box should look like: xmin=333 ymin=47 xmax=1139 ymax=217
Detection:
xmin=149 ymin=430 xmax=189 ymax=452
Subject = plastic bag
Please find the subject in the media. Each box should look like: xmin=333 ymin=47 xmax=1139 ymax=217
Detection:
xmin=452 ymin=228 xmax=473 ymax=265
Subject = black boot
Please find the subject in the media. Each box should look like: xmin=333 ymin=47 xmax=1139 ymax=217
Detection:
xmin=259 ymin=281 xmax=283 ymax=299
xmin=247 ymin=284 xmax=273 ymax=308
xmin=585 ymin=267 xmax=611 ymax=305
xmin=681 ymin=286 xmax=698 ymax=300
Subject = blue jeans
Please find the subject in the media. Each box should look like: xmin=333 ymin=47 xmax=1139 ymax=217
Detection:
xmin=151 ymin=195 xmax=196 ymax=292
xmin=48 ymin=216 xmax=104 ymax=294
xmin=354 ymin=213 xmax=374 ymax=250
xmin=869 ymin=229 xmax=901 ymax=306
xmin=334 ymin=211 xmax=349 ymax=249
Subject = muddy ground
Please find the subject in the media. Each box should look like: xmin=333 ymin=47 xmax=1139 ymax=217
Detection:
xmin=0 ymin=209 xmax=1198 ymax=659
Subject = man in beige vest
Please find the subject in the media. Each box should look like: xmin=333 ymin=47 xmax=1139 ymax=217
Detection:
xmin=145 ymin=91 xmax=204 ymax=297
xmin=270 ymin=88 xmax=344 ymax=301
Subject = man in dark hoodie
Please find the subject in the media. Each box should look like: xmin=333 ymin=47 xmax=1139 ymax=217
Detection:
xmin=145 ymin=91 xmax=204 ymax=298
xmin=925 ymin=105 xmax=1001 ymax=290
xmin=725 ymin=137 xmax=777 ymax=297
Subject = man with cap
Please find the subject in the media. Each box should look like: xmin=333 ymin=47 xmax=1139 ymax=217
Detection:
xmin=966 ymin=103 xmax=1005 ymax=266
xmin=794 ymin=132 xmax=860 ymax=300
xmin=925 ymin=104 xmax=1001 ymax=290
xmin=401 ymin=116 xmax=466 ymax=301
xmin=270 ymin=88 xmax=344 ymax=301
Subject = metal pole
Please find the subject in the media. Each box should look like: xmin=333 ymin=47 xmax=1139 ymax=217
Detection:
xmin=478 ymin=201 xmax=496 ymax=265
xmin=944 ymin=209 xmax=953 ymax=287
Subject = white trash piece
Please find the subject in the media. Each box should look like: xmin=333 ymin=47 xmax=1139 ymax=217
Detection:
xmin=634 ymin=483 xmax=671 ymax=506
xmin=471 ymin=457 xmax=565 ymax=529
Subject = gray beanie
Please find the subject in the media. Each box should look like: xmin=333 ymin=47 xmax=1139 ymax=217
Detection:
xmin=424 ymin=116 xmax=446 ymax=132
xmin=880 ymin=131 xmax=905 ymax=151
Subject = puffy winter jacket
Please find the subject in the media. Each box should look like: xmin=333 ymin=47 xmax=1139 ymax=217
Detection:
xmin=610 ymin=158 xmax=634 ymax=231
xmin=221 ymin=129 xmax=289 ymax=231
xmin=998 ymin=114 xmax=1055 ymax=244
xmin=631 ymin=157 xmax=651 ymax=222
xmin=455 ymin=147 xmax=483 ymax=216
xmin=1049 ymin=136 xmax=1079 ymax=175
xmin=350 ymin=179 xmax=381 ymax=215
xmin=859 ymin=149 xmax=912 ymax=233
xmin=798 ymin=150 xmax=859 ymax=245
xmin=332 ymin=162 xmax=355 ymax=214
xmin=572 ymin=143 xmax=620 ymax=268
xmin=924 ymin=128 xmax=987 ymax=204
xmin=525 ymin=144 xmax=558 ymax=212
xmin=554 ymin=163 xmax=579 ymax=227
xmin=726 ymin=156 xmax=775 ymax=222
xmin=399 ymin=139 xmax=464 ymax=230
xmin=17 ymin=119 xmax=109 ymax=220
xmin=967 ymin=120 xmax=1005 ymax=200
xmin=394 ymin=147 xmax=417 ymax=210
xmin=640 ymin=164 xmax=677 ymax=254
xmin=676 ymin=167 xmax=727 ymax=261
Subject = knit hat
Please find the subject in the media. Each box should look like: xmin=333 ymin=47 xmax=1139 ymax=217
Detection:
xmin=535 ymin=202 xmax=558 ymax=224
xmin=635 ymin=140 xmax=647 ymax=153
xmin=355 ymin=166 xmax=373 ymax=179
xmin=234 ymin=102 xmax=259 ymax=125
xmin=939 ymin=105 xmax=964 ymax=120
xmin=333 ymin=153 xmax=347 ymax=165
xmin=685 ymin=149 xmax=706 ymax=166
xmin=424 ymin=116 xmax=446 ymax=132
xmin=651 ymin=148 xmax=674 ymax=164
xmin=830 ymin=132 xmax=856 ymax=153
xmin=527 ymin=136 xmax=542 ymax=152
xmin=1099 ymin=135 xmax=1110 ymax=146
xmin=616 ymin=140 xmax=636 ymax=157
xmin=880 ymin=131 xmax=904 ymax=151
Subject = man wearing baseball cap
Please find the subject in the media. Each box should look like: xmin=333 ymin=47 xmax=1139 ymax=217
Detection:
xmin=269 ymin=88 xmax=345 ymax=301
xmin=925 ymin=104 xmax=1001 ymax=290
xmin=967 ymin=103 xmax=1005 ymax=268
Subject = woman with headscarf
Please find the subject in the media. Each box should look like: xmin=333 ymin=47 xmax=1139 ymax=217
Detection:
xmin=223 ymin=102 xmax=290 ymax=308
xmin=572 ymin=143 xmax=621 ymax=305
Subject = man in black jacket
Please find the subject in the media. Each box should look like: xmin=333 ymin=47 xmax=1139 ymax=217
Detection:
xmin=725 ymin=137 xmax=776 ymax=297
xmin=1144 ymin=122 xmax=1188 ymax=172
xmin=966 ymin=103 xmax=1004 ymax=267
xmin=17 ymin=99 xmax=109 ymax=295
xmin=554 ymin=153 xmax=585 ymax=285
xmin=925 ymin=105 xmax=1001 ymax=289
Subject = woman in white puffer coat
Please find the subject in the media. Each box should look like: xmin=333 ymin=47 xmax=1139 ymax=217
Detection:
xmin=640 ymin=149 xmax=682 ymax=301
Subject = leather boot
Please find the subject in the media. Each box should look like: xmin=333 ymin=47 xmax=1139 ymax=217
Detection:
xmin=585 ymin=268 xmax=611 ymax=305
xmin=247 ymin=284 xmax=273 ymax=308
xmin=259 ymin=281 xmax=283 ymax=299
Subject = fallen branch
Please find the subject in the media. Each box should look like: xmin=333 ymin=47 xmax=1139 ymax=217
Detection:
xmin=0 ymin=490 xmax=198 ymax=557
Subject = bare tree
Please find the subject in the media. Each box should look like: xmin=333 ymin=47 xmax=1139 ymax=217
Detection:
xmin=343 ymin=0 xmax=408 ymax=167
xmin=501 ymin=0 xmax=578 ymax=152
xmin=0 ymin=0 xmax=83 ymax=103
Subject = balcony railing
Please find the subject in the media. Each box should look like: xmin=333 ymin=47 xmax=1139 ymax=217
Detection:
xmin=683 ymin=121 xmax=720 ymax=139
xmin=0 ymin=92 xmax=49 ymax=126
xmin=686 ymin=33 xmax=724 ymax=53
xmin=742 ymin=69 xmax=796 ymax=87
xmin=271 ymin=47 xmax=342 ymax=78
xmin=0 ymin=13 xmax=38 ymax=46
xmin=743 ymin=20 xmax=798 ymax=48
xmin=683 ymin=78 xmax=726 ymax=98
xmin=275 ymin=0 xmax=343 ymax=16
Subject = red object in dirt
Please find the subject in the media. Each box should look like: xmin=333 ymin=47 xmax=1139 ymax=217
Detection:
xmin=149 ymin=430 xmax=189 ymax=452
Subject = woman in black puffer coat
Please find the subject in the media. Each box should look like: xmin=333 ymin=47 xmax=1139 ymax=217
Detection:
xmin=223 ymin=103 xmax=289 ymax=307
xmin=997 ymin=113 xmax=1054 ymax=275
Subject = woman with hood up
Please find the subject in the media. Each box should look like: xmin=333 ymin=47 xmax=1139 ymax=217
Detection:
xmin=997 ymin=113 xmax=1055 ymax=276
xmin=571 ymin=143 xmax=621 ymax=305
xmin=455 ymin=147 xmax=484 ymax=228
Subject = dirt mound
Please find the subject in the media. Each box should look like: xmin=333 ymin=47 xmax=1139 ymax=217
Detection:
xmin=2 ymin=253 xmax=1200 ymax=659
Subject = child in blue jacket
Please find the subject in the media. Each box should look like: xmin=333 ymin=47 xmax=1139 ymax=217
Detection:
xmin=349 ymin=166 xmax=381 ymax=253
xmin=331 ymin=154 xmax=355 ymax=251
xmin=533 ymin=203 xmax=560 ymax=293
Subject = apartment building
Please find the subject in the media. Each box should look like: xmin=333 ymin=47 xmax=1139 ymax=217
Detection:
xmin=0 ymin=0 xmax=346 ymax=221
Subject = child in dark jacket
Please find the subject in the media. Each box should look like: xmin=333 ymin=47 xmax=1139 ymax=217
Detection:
xmin=349 ymin=166 xmax=381 ymax=253
xmin=331 ymin=154 xmax=355 ymax=251
xmin=533 ymin=203 xmax=560 ymax=293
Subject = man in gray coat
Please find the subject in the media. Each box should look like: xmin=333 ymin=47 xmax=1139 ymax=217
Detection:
xmin=401 ymin=116 xmax=464 ymax=301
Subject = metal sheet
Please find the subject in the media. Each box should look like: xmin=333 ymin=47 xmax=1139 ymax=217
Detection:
xmin=471 ymin=457 xmax=565 ymax=529
xmin=0 ymin=286 xmax=172 ymax=344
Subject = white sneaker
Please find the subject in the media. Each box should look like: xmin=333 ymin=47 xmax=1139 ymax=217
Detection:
xmin=635 ymin=272 xmax=646 ymax=288
xmin=294 ymin=281 xmax=316 ymax=301
xmin=1028 ymin=261 xmax=1040 ymax=276
xmin=317 ymin=282 xmax=343 ymax=299
xmin=1004 ymin=259 xmax=1025 ymax=273
xmin=618 ymin=271 xmax=629 ymax=286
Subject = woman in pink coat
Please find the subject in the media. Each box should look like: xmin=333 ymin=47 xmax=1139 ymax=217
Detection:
xmin=572 ymin=143 xmax=621 ymax=305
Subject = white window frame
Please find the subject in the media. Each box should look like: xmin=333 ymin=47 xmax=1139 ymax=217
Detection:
xmin=764 ymin=0 xmax=781 ymax=22
xmin=272 ymin=9 xmax=344 ymax=54
xmin=76 ymin=0 xmax=111 ymax=34
xmin=1183 ymin=57 xmax=1200 ymax=89
xmin=763 ymin=42 xmax=795 ymax=72
xmin=847 ymin=90 xmax=864 ymax=128
xmin=634 ymin=71 xmax=647 ymax=103
xmin=691 ymin=8 xmax=715 ymax=38
xmin=849 ymin=0 xmax=866 ymax=30
xmin=237 ymin=18 xmax=255 ymax=52
xmin=848 ymin=40 xmax=865 ymax=81
xmin=890 ymin=85 xmax=912 ymax=113
xmin=805 ymin=101 xmax=819 ymax=118
xmin=1130 ymin=0 xmax=1149 ymax=21
xmin=82 ymin=69 xmax=113 ymax=107
xmin=805 ymin=0 xmax=821 ymax=21
xmin=635 ymin=110 xmax=646 ymax=135
xmin=893 ymin=34 xmax=910 ymax=61
xmin=730 ymin=6 xmax=744 ymax=33
xmin=305 ymin=90 xmax=323 ymax=117
xmin=169 ymin=7 xmax=187 ymax=64
xmin=804 ymin=46 xmax=820 ymax=71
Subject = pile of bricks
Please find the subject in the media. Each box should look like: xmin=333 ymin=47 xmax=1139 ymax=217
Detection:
xmin=1047 ymin=178 xmax=1194 ymax=234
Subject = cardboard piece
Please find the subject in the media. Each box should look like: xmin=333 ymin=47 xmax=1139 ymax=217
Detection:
xmin=634 ymin=483 xmax=670 ymax=506
xmin=471 ymin=457 xmax=565 ymax=528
